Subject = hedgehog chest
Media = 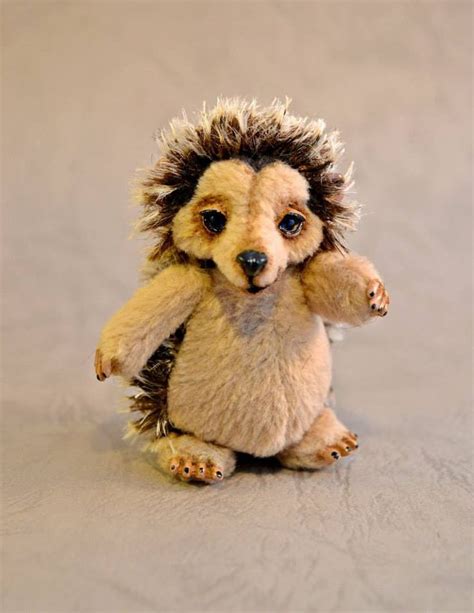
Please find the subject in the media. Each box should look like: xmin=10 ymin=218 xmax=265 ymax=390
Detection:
xmin=167 ymin=277 xmax=332 ymax=456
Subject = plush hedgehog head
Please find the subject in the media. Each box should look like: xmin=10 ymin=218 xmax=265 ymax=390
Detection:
xmin=137 ymin=99 xmax=359 ymax=293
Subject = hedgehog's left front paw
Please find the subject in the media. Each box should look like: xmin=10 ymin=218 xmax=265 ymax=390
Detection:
xmin=367 ymin=279 xmax=390 ymax=317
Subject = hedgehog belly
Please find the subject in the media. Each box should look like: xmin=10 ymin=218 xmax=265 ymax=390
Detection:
xmin=167 ymin=283 xmax=332 ymax=457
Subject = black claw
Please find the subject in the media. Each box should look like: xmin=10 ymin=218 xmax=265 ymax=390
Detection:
xmin=216 ymin=471 xmax=223 ymax=479
xmin=331 ymin=451 xmax=340 ymax=459
xmin=96 ymin=374 xmax=101 ymax=381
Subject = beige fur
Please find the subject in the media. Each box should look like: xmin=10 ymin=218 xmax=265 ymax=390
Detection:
xmin=96 ymin=157 xmax=389 ymax=482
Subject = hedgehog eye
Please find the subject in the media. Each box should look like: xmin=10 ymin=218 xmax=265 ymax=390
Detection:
xmin=200 ymin=210 xmax=227 ymax=234
xmin=278 ymin=212 xmax=305 ymax=237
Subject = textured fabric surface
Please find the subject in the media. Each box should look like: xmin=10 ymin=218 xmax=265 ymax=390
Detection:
xmin=2 ymin=2 xmax=472 ymax=611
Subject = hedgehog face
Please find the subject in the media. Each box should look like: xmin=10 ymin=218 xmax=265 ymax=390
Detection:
xmin=172 ymin=159 xmax=324 ymax=292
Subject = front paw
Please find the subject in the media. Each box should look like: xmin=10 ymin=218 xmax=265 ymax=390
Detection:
xmin=95 ymin=333 xmax=150 ymax=381
xmin=367 ymin=279 xmax=390 ymax=317
xmin=94 ymin=335 xmax=132 ymax=381
xmin=94 ymin=346 xmax=120 ymax=381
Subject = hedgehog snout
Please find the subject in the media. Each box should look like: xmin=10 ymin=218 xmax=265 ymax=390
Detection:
xmin=236 ymin=250 xmax=268 ymax=278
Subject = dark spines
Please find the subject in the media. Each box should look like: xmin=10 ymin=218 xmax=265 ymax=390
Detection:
xmin=128 ymin=325 xmax=186 ymax=438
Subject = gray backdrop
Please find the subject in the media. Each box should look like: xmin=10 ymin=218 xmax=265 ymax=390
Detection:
xmin=2 ymin=1 xmax=472 ymax=612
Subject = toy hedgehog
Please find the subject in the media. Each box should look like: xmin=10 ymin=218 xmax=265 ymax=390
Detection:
xmin=95 ymin=99 xmax=389 ymax=483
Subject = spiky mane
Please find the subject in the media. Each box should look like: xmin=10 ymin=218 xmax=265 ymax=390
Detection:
xmin=136 ymin=98 xmax=360 ymax=267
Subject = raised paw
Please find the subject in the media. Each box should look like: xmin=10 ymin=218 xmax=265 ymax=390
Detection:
xmin=315 ymin=431 xmax=359 ymax=467
xmin=367 ymin=279 xmax=390 ymax=317
xmin=169 ymin=456 xmax=225 ymax=484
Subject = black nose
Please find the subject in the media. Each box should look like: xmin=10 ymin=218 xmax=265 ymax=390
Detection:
xmin=236 ymin=250 xmax=268 ymax=277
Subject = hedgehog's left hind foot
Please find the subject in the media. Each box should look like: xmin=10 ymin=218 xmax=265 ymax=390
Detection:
xmin=152 ymin=433 xmax=236 ymax=484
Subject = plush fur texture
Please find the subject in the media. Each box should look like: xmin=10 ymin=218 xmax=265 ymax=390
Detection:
xmin=95 ymin=99 xmax=389 ymax=483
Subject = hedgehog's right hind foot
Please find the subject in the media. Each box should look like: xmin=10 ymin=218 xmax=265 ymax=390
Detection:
xmin=151 ymin=434 xmax=236 ymax=484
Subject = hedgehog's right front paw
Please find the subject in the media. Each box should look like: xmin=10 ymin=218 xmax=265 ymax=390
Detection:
xmin=94 ymin=346 xmax=119 ymax=381
xmin=95 ymin=334 xmax=149 ymax=380
xmin=94 ymin=333 xmax=128 ymax=380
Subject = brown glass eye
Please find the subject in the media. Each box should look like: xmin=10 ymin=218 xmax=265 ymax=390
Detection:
xmin=278 ymin=213 xmax=305 ymax=237
xmin=200 ymin=210 xmax=227 ymax=234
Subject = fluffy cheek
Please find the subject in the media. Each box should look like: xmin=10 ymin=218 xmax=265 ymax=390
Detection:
xmin=172 ymin=206 xmax=213 ymax=259
xmin=286 ymin=217 xmax=324 ymax=264
xmin=212 ymin=231 xmax=248 ymax=289
xmin=214 ymin=253 xmax=247 ymax=289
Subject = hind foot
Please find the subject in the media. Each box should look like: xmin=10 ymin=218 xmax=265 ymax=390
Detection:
xmin=152 ymin=434 xmax=236 ymax=484
xmin=277 ymin=407 xmax=359 ymax=470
